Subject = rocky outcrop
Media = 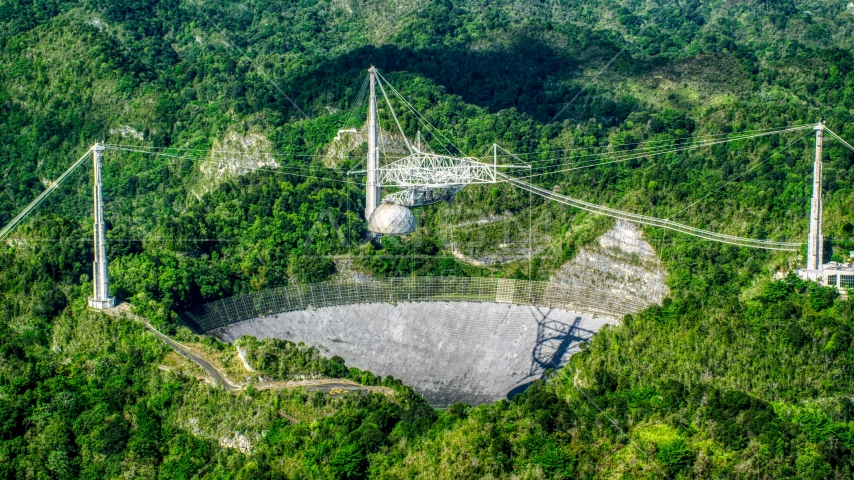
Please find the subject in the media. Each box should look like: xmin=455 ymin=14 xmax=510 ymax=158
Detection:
xmin=551 ymin=219 xmax=669 ymax=309
xmin=323 ymin=124 xmax=412 ymax=167
xmin=109 ymin=125 xmax=145 ymax=140
xmin=191 ymin=131 xmax=278 ymax=199
xmin=219 ymin=431 xmax=256 ymax=454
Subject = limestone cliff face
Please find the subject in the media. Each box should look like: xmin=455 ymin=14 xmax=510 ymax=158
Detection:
xmin=323 ymin=128 xmax=365 ymax=167
xmin=551 ymin=219 xmax=669 ymax=310
xmin=323 ymin=124 xmax=414 ymax=167
xmin=191 ymin=131 xmax=279 ymax=199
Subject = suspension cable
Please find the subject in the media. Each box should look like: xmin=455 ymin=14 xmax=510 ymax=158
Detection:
xmin=500 ymin=173 xmax=800 ymax=250
xmin=0 ymin=149 xmax=92 ymax=242
xmin=341 ymin=73 xmax=370 ymax=130
xmin=375 ymin=78 xmax=414 ymax=153
xmin=524 ymin=125 xmax=811 ymax=171
xmin=105 ymin=146 xmax=357 ymax=184
xmin=667 ymin=131 xmax=811 ymax=221
xmin=521 ymin=125 xmax=813 ymax=177
xmin=375 ymin=71 xmax=461 ymax=157
xmin=824 ymin=126 xmax=854 ymax=154
xmin=489 ymin=123 xmax=814 ymax=159
xmin=102 ymin=143 xmax=348 ymax=159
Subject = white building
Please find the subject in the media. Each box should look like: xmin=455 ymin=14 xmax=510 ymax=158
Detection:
xmin=814 ymin=262 xmax=854 ymax=289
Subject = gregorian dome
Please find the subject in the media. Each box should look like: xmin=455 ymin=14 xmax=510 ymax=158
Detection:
xmin=368 ymin=202 xmax=415 ymax=235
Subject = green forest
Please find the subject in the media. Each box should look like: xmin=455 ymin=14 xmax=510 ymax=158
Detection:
xmin=2 ymin=0 xmax=854 ymax=477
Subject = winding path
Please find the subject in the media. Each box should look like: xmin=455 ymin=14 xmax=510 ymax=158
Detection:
xmin=101 ymin=303 xmax=241 ymax=390
xmin=98 ymin=303 xmax=387 ymax=396
xmin=148 ymin=323 xmax=242 ymax=390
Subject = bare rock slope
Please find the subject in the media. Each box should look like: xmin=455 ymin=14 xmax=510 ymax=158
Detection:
xmin=551 ymin=219 xmax=669 ymax=307
xmin=191 ymin=131 xmax=279 ymax=199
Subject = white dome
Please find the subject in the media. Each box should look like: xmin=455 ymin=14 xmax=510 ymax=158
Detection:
xmin=368 ymin=203 xmax=415 ymax=235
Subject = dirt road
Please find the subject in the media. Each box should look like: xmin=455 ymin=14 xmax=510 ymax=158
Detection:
xmin=98 ymin=303 xmax=391 ymax=396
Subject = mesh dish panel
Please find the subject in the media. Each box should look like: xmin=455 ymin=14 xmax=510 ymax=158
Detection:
xmin=180 ymin=277 xmax=650 ymax=333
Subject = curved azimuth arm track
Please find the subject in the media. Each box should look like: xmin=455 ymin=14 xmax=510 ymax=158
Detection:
xmin=0 ymin=149 xmax=93 ymax=242
xmin=499 ymin=173 xmax=802 ymax=251
xmin=381 ymin=185 xmax=465 ymax=207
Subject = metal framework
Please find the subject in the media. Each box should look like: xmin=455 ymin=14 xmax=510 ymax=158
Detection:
xmin=179 ymin=276 xmax=649 ymax=333
xmin=795 ymin=122 xmax=854 ymax=287
xmin=347 ymin=69 xmax=819 ymax=250
xmin=375 ymin=152 xmax=498 ymax=187
xmin=0 ymin=143 xmax=115 ymax=308
xmin=351 ymin=68 xmax=523 ymax=214
xmin=382 ymin=184 xmax=465 ymax=207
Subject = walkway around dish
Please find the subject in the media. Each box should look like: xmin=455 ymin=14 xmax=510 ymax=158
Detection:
xmin=181 ymin=276 xmax=647 ymax=333
xmin=98 ymin=303 xmax=392 ymax=396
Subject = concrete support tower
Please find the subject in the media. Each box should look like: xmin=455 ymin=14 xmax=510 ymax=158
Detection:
xmin=88 ymin=143 xmax=115 ymax=308
xmin=806 ymin=122 xmax=825 ymax=272
xmin=365 ymin=67 xmax=380 ymax=223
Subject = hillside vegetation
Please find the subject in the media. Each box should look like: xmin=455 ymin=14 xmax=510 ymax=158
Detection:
xmin=2 ymin=0 xmax=854 ymax=477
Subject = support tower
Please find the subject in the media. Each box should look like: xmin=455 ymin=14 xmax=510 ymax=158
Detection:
xmin=806 ymin=121 xmax=825 ymax=275
xmin=365 ymin=67 xmax=381 ymax=223
xmin=88 ymin=143 xmax=115 ymax=308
